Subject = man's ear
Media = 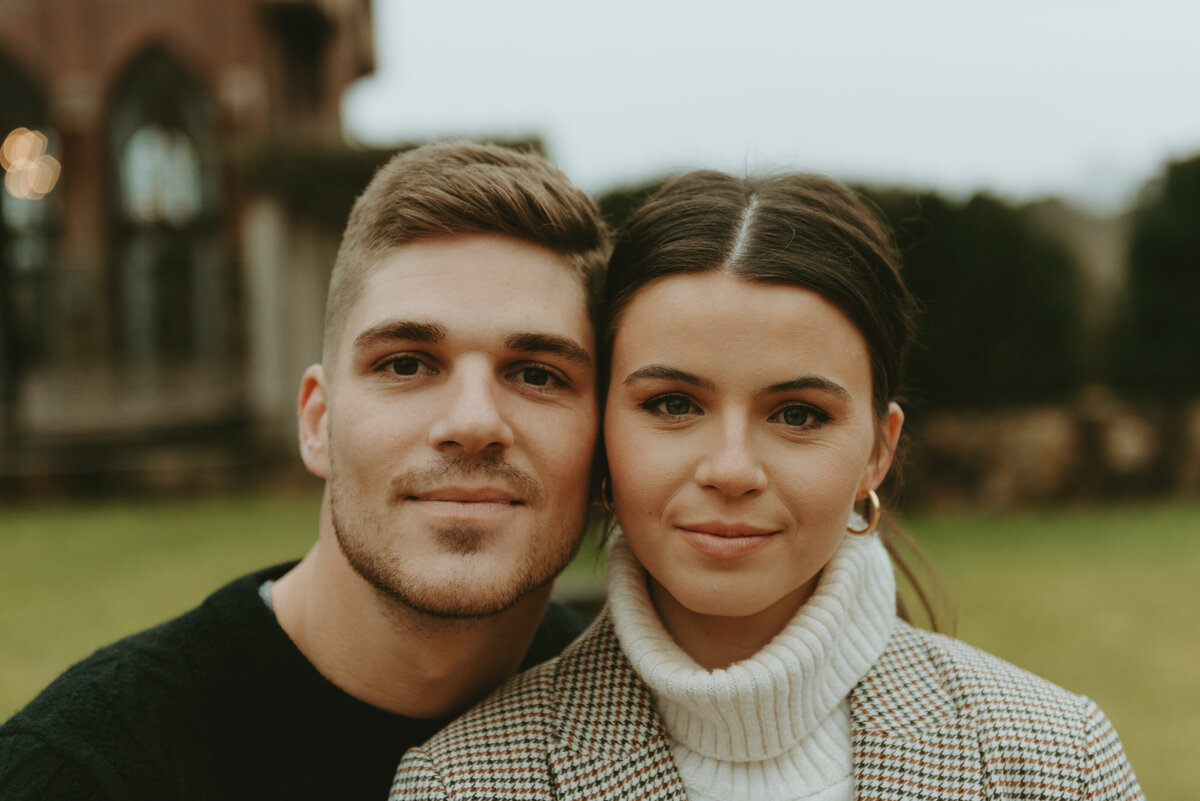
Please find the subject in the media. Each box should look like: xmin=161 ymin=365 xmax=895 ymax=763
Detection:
xmin=862 ymin=401 xmax=905 ymax=497
xmin=298 ymin=364 xmax=330 ymax=479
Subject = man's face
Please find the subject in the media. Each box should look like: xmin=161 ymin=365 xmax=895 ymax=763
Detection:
xmin=304 ymin=234 xmax=597 ymax=618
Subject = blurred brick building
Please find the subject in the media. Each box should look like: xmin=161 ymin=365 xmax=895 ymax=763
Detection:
xmin=0 ymin=0 xmax=374 ymax=492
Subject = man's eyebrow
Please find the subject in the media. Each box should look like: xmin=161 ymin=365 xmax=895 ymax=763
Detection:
xmin=505 ymin=333 xmax=593 ymax=368
xmin=352 ymin=320 xmax=447 ymax=352
xmin=761 ymin=375 xmax=851 ymax=400
xmin=622 ymin=365 xmax=715 ymax=392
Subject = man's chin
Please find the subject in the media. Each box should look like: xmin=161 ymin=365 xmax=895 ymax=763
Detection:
xmin=366 ymin=570 xmax=552 ymax=621
xmin=329 ymin=496 xmax=582 ymax=622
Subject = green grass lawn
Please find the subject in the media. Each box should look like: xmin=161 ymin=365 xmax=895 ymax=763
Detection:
xmin=2 ymin=493 xmax=1195 ymax=797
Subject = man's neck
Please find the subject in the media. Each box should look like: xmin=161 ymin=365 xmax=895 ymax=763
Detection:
xmin=270 ymin=538 xmax=551 ymax=719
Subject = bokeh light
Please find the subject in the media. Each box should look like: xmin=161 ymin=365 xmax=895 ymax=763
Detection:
xmin=1 ymin=127 xmax=62 ymax=201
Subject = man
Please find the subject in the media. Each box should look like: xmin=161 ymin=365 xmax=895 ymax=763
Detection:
xmin=0 ymin=142 xmax=610 ymax=799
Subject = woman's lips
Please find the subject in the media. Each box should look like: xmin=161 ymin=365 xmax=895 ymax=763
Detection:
xmin=679 ymin=521 xmax=775 ymax=538
xmin=677 ymin=522 xmax=779 ymax=559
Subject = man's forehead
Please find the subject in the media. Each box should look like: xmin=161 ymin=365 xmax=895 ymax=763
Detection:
xmin=343 ymin=236 xmax=592 ymax=337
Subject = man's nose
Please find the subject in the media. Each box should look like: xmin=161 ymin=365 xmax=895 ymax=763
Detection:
xmin=427 ymin=363 xmax=515 ymax=454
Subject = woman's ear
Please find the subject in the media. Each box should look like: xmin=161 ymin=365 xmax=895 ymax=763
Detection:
xmin=863 ymin=401 xmax=905 ymax=496
xmin=298 ymin=364 xmax=330 ymax=479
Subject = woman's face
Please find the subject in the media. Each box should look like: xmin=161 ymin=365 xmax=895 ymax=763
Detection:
xmin=604 ymin=272 xmax=902 ymax=637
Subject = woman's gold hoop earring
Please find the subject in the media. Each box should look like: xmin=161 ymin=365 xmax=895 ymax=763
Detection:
xmin=600 ymin=477 xmax=616 ymax=514
xmin=847 ymin=489 xmax=881 ymax=535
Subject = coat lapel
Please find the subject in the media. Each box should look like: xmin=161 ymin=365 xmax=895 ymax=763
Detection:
xmin=851 ymin=622 xmax=985 ymax=800
xmin=546 ymin=611 xmax=687 ymax=801
xmin=546 ymin=614 xmax=987 ymax=800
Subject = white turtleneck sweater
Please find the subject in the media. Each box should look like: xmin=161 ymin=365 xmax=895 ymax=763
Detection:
xmin=605 ymin=531 xmax=896 ymax=801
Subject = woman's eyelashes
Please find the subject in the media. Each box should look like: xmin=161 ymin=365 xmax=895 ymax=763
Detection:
xmin=642 ymin=393 xmax=701 ymax=418
xmin=640 ymin=393 xmax=832 ymax=430
xmin=768 ymin=403 xmax=831 ymax=429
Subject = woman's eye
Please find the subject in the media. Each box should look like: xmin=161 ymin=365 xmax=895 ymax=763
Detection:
xmin=770 ymin=404 xmax=826 ymax=428
xmin=664 ymin=397 xmax=692 ymax=416
xmin=781 ymin=406 xmax=811 ymax=426
xmin=647 ymin=395 xmax=697 ymax=417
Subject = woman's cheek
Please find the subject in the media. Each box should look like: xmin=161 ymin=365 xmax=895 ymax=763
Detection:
xmin=612 ymin=450 xmax=674 ymax=526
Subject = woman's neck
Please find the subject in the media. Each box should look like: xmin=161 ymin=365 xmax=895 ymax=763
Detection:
xmin=648 ymin=573 xmax=821 ymax=669
xmin=605 ymin=530 xmax=898 ymax=784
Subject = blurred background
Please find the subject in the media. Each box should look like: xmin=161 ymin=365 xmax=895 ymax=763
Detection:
xmin=1 ymin=1 xmax=1196 ymax=796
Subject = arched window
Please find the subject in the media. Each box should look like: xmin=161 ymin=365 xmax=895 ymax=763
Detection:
xmin=108 ymin=46 xmax=234 ymax=372
xmin=0 ymin=53 xmax=58 ymax=433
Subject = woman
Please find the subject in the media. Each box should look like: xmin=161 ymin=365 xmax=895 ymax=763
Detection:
xmin=390 ymin=171 xmax=1142 ymax=800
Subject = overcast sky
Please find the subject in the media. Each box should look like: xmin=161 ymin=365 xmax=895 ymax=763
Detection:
xmin=342 ymin=1 xmax=1200 ymax=211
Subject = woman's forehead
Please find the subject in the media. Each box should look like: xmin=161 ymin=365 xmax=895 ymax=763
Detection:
xmin=611 ymin=273 xmax=873 ymax=393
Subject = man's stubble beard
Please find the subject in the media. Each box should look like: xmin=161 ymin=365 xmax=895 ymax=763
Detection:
xmin=328 ymin=453 xmax=588 ymax=621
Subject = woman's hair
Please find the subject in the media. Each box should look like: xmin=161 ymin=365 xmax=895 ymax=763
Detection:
xmin=602 ymin=169 xmax=951 ymax=632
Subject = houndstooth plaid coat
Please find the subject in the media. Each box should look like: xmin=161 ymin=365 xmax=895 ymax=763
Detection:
xmin=390 ymin=611 xmax=1143 ymax=800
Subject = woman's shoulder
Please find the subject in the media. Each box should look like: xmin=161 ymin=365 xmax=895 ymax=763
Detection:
xmin=390 ymin=614 xmax=619 ymax=799
xmin=855 ymin=620 xmax=1141 ymax=800
xmin=882 ymin=620 xmax=1094 ymax=716
xmin=389 ymin=652 xmax=563 ymax=800
xmin=408 ymin=637 xmax=573 ymax=754
xmin=862 ymin=619 xmax=1109 ymax=729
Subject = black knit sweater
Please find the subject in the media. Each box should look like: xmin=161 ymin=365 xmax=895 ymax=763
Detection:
xmin=0 ymin=562 xmax=587 ymax=800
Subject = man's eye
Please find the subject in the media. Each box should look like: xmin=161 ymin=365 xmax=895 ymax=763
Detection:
xmin=520 ymin=367 xmax=552 ymax=386
xmin=510 ymin=365 xmax=563 ymax=388
xmin=389 ymin=357 xmax=423 ymax=376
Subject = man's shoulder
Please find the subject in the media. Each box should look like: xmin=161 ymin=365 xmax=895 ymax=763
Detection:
xmin=0 ymin=729 xmax=108 ymax=799
xmin=6 ymin=561 xmax=294 ymax=717
xmin=0 ymin=563 xmax=295 ymax=799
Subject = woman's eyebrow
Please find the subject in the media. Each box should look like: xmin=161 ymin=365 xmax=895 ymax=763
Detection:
xmin=623 ymin=365 xmax=715 ymax=391
xmin=761 ymin=375 xmax=851 ymax=399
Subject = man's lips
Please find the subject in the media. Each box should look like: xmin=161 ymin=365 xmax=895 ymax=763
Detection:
xmin=408 ymin=486 xmax=523 ymax=505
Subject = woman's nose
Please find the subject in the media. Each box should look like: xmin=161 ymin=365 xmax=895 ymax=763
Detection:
xmin=693 ymin=423 xmax=767 ymax=497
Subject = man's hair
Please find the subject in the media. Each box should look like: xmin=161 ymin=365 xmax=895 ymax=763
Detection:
xmin=323 ymin=141 xmax=610 ymax=362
